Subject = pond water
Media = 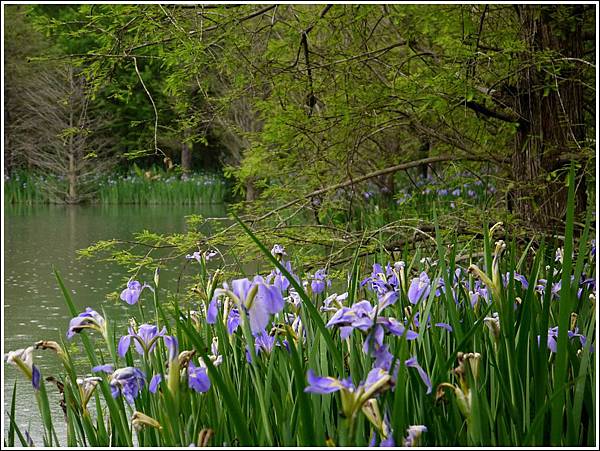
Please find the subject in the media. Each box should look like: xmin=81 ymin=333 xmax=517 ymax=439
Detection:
xmin=3 ymin=203 xmax=228 ymax=445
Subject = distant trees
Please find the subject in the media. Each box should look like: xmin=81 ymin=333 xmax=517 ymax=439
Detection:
xmin=3 ymin=4 xmax=595 ymax=221
xmin=3 ymin=4 xmax=50 ymax=175
xmin=11 ymin=66 xmax=114 ymax=203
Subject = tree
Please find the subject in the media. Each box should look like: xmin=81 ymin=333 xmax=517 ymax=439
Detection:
xmin=11 ymin=65 xmax=114 ymax=203
xmin=510 ymin=5 xmax=592 ymax=223
xmin=3 ymin=4 xmax=52 ymax=175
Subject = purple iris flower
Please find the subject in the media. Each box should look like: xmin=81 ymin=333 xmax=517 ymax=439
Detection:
xmin=254 ymin=330 xmax=277 ymax=354
xmin=199 ymin=337 xmax=223 ymax=368
xmin=535 ymin=279 xmax=561 ymax=299
xmin=32 ymin=366 xmax=41 ymax=390
xmin=363 ymin=367 xmax=392 ymax=393
xmin=373 ymin=345 xmax=394 ymax=371
xmin=435 ymin=322 xmax=453 ymax=333
xmin=66 ymin=308 xmax=106 ymax=339
xmin=186 ymin=250 xmax=217 ymax=263
xmin=370 ymin=431 xmax=393 ymax=447
xmin=378 ymin=290 xmax=399 ymax=311
xmin=227 ymin=308 xmax=240 ymax=335
xmin=5 ymin=346 xmax=41 ymax=390
xmin=270 ymin=244 xmax=287 ymax=259
xmin=206 ymin=299 xmax=219 ymax=324
xmin=469 ymin=281 xmax=489 ymax=308
xmin=248 ymin=283 xmax=281 ymax=333
xmin=149 ymin=374 xmax=162 ymax=394
xmin=267 ymin=260 xmax=297 ymax=293
xmin=186 ymin=251 xmax=202 ymax=263
xmin=163 ymin=335 xmax=179 ymax=362
xmin=376 ymin=317 xmax=419 ymax=340
xmin=304 ymin=370 xmax=355 ymax=394
xmin=407 ymin=272 xmax=431 ymax=304
xmin=361 ymin=263 xmax=400 ymax=298
xmin=327 ymin=300 xmax=417 ymax=356
xmin=405 ymin=356 xmax=432 ymax=394
xmin=538 ymin=326 xmax=595 ymax=353
xmin=579 ymin=277 xmax=596 ymax=299
xmin=452 ymin=188 xmax=461 ymax=196
xmin=363 ymin=324 xmax=385 ymax=355
xmin=310 ymin=269 xmax=331 ymax=295
xmin=187 ymin=361 xmax=211 ymax=393
xmin=569 ymin=327 xmax=595 ymax=352
xmin=120 ymin=280 xmax=151 ymax=305
xmin=550 ymin=281 xmax=562 ymax=298
xmin=205 ymin=250 xmax=217 ymax=261
xmin=109 ymin=367 xmax=146 ymax=404
xmin=246 ymin=330 xmax=278 ymax=363
xmin=92 ymin=364 xmax=114 ymax=374
xmin=255 ymin=276 xmax=285 ymax=314
xmin=305 ymin=367 xmax=392 ymax=403
xmin=231 ymin=278 xmax=252 ymax=301
xmin=117 ymin=324 xmax=167 ymax=358
xmin=502 ymin=272 xmax=529 ymax=289
xmin=214 ymin=276 xmax=285 ymax=335
xmin=321 ymin=292 xmax=348 ymax=312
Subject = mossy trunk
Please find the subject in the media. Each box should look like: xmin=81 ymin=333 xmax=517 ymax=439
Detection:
xmin=511 ymin=5 xmax=587 ymax=226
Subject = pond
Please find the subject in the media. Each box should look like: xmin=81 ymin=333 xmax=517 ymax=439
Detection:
xmin=3 ymin=203 xmax=228 ymax=445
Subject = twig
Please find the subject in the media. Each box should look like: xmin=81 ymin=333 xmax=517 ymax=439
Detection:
xmin=133 ymin=56 xmax=164 ymax=158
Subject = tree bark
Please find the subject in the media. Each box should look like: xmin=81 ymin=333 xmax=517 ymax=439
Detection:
xmin=181 ymin=141 xmax=192 ymax=178
xmin=245 ymin=177 xmax=258 ymax=202
xmin=511 ymin=5 xmax=587 ymax=225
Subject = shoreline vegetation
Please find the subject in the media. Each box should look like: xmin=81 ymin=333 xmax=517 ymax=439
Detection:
xmin=4 ymin=167 xmax=227 ymax=205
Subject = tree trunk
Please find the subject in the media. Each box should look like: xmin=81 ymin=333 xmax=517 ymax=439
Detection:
xmin=68 ymin=151 xmax=77 ymax=203
xmin=67 ymin=81 xmax=77 ymax=204
xmin=181 ymin=128 xmax=192 ymax=179
xmin=419 ymin=140 xmax=430 ymax=180
xmin=245 ymin=177 xmax=258 ymax=202
xmin=511 ymin=5 xmax=587 ymax=225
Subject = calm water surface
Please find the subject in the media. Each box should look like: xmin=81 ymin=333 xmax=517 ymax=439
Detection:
xmin=3 ymin=203 xmax=227 ymax=445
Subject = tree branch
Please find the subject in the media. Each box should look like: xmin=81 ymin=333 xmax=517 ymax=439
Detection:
xmin=128 ymin=5 xmax=277 ymax=52
xmin=464 ymin=100 xmax=522 ymax=124
xmin=250 ymin=154 xmax=485 ymax=224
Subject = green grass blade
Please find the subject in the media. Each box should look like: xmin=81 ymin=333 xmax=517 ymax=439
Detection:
xmin=551 ymin=163 xmax=576 ymax=445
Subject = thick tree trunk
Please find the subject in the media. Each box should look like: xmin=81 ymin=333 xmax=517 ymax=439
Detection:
xmin=511 ymin=5 xmax=587 ymax=225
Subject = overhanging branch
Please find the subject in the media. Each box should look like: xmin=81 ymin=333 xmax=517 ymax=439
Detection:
xmin=464 ymin=100 xmax=523 ymax=124
xmin=250 ymin=154 xmax=485 ymax=224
